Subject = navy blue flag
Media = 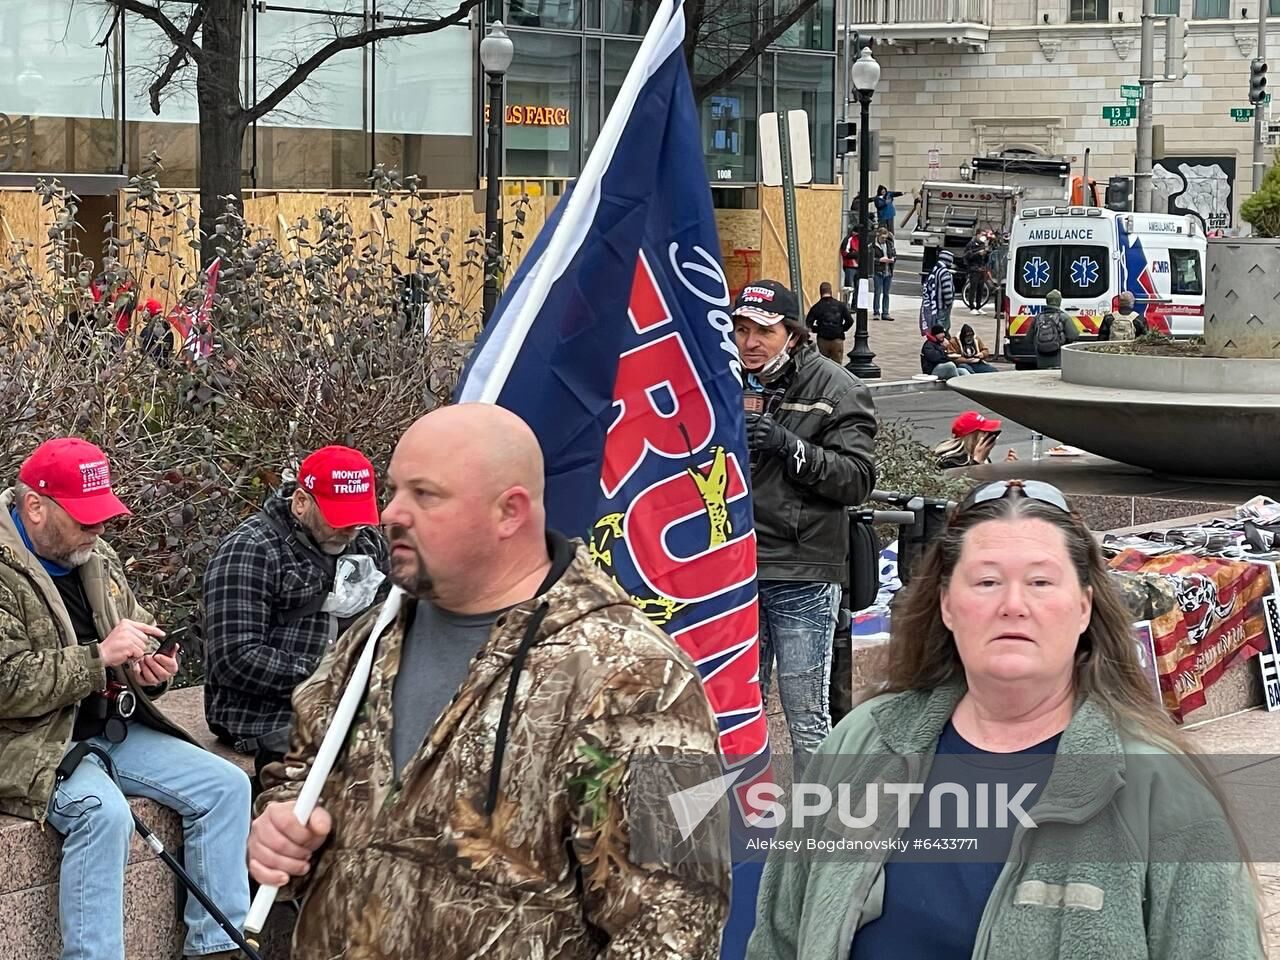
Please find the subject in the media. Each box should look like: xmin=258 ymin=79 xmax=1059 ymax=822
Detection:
xmin=456 ymin=1 xmax=770 ymax=953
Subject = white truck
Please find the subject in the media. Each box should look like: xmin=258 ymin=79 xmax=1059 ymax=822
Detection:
xmin=912 ymin=153 xmax=1099 ymax=275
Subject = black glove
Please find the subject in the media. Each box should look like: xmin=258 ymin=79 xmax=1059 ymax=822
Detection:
xmin=744 ymin=411 xmax=791 ymax=458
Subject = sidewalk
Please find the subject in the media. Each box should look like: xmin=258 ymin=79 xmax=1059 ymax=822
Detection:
xmin=841 ymin=293 xmax=1011 ymax=383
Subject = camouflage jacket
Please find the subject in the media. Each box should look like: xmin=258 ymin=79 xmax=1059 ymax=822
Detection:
xmin=257 ymin=536 xmax=729 ymax=959
xmin=0 ymin=487 xmax=190 ymax=822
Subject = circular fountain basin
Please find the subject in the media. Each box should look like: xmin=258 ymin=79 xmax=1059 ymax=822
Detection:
xmin=946 ymin=343 xmax=1280 ymax=481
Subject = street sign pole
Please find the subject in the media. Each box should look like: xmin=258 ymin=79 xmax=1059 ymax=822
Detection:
xmin=1255 ymin=0 xmax=1268 ymax=191
xmin=777 ymin=111 xmax=803 ymax=300
xmin=1135 ymin=0 xmax=1155 ymax=212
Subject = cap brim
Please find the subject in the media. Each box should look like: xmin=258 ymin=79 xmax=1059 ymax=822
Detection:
xmin=733 ymin=306 xmax=787 ymax=326
xmin=315 ymin=497 xmax=380 ymax=529
xmin=55 ymin=491 xmax=131 ymax=526
xmin=977 ymin=420 xmax=1003 ymax=432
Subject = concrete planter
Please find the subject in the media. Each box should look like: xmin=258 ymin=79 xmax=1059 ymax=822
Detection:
xmin=1205 ymin=236 xmax=1280 ymax=359
xmin=1061 ymin=342 xmax=1280 ymax=393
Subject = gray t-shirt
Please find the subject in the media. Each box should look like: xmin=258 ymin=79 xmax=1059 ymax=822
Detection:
xmin=390 ymin=598 xmax=500 ymax=777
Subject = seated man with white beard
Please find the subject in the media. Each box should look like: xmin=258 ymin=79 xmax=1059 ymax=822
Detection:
xmin=0 ymin=437 xmax=251 ymax=960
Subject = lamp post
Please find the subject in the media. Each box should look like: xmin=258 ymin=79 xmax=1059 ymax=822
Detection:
xmin=480 ymin=21 xmax=514 ymax=327
xmin=846 ymin=46 xmax=880 ymax=380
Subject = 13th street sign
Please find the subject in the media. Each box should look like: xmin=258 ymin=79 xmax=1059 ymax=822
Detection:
xmin=1102 ymin=105 xmax=1138 ymax=120
xmin=1231 ymin=107 xmax=1255 ymax=121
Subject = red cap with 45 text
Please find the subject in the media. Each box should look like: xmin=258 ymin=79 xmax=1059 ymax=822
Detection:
xmin=298 ymin=446 xmax=380 ymax=528
xmin=18 ymin=438 xmax=131 ymax=526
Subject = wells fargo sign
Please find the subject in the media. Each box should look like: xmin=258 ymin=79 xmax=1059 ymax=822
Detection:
xmin=484 ymin=104 xmax=572 ymax=127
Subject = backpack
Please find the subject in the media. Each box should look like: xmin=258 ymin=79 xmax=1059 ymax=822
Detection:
xmin=1035 ymin=310 xmax=1066 ymax=355
xmin=1110 ymin=314 xmax=1137 ymax=341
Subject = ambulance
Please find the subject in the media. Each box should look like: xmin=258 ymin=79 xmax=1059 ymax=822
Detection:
xmin=1003 ymin=206 xmax=1207 ymax=368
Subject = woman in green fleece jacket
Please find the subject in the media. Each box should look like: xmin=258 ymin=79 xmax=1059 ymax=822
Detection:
xmin=747 ymin=479 xmax=1265 ymax=960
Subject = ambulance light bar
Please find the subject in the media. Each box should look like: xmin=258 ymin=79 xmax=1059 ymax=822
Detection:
xmin=1019 ymin=207 xmax=1106 ymax=219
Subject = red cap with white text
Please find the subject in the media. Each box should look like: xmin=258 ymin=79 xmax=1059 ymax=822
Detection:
xmin=297 ymin=446 xmax=380 ymax=528
xmin=17 ymin=438 xmax=131 ymax=526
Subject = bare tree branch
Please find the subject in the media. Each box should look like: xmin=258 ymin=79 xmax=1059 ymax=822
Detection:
xmin=247 ymin=0 xmax=482 ymax=123
xmin=148 ymin=5 xmax=206 ymax=115
xmin=694 ymin=0 xmax=823 ymax=102
xmin=104 ymin=0 xmax=204 ymax=63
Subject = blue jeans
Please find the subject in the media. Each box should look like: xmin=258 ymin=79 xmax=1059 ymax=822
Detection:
xmin=757 ymin=580 xmax=841 ymax=759
xmin=47 ymin=723 xmax=252 ymax=960
xmin=873 ymin=272 xmax=892 ymax=317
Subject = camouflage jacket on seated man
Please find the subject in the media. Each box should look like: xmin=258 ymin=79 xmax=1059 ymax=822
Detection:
xmin=257 ymin=537 xmax=730 ymax=959
xmin=0 ymin=488 xmax=189 ymax=823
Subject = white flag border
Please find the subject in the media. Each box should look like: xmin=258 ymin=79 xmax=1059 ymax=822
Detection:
xmin=458 ymin=0 xmax=685 ymax=404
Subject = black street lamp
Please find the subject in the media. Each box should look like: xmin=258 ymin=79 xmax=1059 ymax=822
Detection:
xmin=846 ymin=46 xmax=881 ymax=380
xmin=480 ymin=20 xmax=514 ymax=327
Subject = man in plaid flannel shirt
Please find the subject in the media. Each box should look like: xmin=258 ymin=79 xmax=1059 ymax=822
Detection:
xmin=202 ymin=446 xmax=389 ymax=784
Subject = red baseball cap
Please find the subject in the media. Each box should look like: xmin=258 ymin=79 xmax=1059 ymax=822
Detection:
xmin=952 ymin=411 xmax=1003 ymax=438
xmin=297 ymin=446 xmax=379 ymax=528
xmin=18 ymin=438 xmax=131 ymax=526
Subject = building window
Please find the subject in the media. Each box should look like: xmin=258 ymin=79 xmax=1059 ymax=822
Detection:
xmin=602 ymin=0 xmax=659 ymax=35
xmin=583 ymin=38 xmax=638 ymax=158
xmin=0 ymin=1 xmax=121 ymax=176
xmin=696 ymin=55 xmax=757 ymax=184
xmin=1154 ymin=0 xmax=1180 ymax=13
xmin=1069 ymin=0 xmax=1109 ymax=20
xmin=773 ymin=0 xmax=835 ymax=51
xmin=509 ymin=0 xmax=581 ymax=30
xmin=1191 ymin=0 xmax=1228 ymax=15
xmin=775 ymin=53 xmax=835 ymax=183
xmin=504 ymin=31 xmax=583 ymax=178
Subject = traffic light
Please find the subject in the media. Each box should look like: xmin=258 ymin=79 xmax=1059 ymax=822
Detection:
xmin=1106 ymin=176 xmax=1133 ymax=213
xmin=1250 ymin=58 xmax=1268 ymax=105
xmin=835 ymin=121 xmax=857 ymax=157
xmin=849 ymin=30 xmax=875 ymax=55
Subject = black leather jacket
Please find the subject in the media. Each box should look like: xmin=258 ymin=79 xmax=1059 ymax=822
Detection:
xmin=748 ymin=344 xmax=878 ymax=583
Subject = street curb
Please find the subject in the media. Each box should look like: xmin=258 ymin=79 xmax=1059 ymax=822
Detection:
xmin=863 ymin=378 xmax=947 ymax=397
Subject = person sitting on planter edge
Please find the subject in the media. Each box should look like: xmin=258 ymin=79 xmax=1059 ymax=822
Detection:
xmin=945 ymin=323 xmax=998 ymax=373
xmin=921 ymin=324 xmax=969 ymax=381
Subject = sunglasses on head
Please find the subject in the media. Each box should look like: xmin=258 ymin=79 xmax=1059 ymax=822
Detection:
xmin=968 ymin=479 xmax=1071 ymax=514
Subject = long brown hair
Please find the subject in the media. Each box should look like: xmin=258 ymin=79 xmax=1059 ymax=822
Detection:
xmin=882 ymin=483 xmax=1182 ymax=750
xmin=877 ymin=481 xmax=1265 ymax=930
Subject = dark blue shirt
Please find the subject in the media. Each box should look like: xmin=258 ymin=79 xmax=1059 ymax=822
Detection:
xmin=849 ymin=721 xmax=1061 ymax=960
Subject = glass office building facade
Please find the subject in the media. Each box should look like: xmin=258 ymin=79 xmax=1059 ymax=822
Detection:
xmin=497 ymin=0 xmax=837 ymax=186
xmin=0 ymin=0 xmax=835 ymax=192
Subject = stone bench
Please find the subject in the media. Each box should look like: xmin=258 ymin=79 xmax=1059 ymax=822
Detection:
xmin=0 ymin=686 xmax=293 ymax=960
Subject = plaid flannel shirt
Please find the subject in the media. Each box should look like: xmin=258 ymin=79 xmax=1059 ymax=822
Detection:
xmin=202 ymin=488 xmax=389 ymax=747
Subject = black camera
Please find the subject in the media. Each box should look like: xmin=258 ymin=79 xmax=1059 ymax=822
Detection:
xmin=84 ymin=679 xmax=136 ymax=743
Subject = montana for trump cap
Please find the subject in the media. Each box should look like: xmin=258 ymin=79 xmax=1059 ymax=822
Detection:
xmin=298 ymin=446 xmax=380 ymax=528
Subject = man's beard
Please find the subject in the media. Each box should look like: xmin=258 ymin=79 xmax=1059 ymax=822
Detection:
xmin=386 ymin=526 xmax=433 ymax=599
xmin=52 ymin=542 xmax=97 ymax=569
xmin=317 ymin=536 xmax=355 ymax=556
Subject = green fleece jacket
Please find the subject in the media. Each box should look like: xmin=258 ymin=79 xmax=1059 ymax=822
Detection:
xmin=746 ymin=682 xmax=1265 ymax=960
xmin=0 ymin=488 xmax=190 ymax=822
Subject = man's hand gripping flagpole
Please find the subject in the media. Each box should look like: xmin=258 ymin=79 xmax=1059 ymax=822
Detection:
xmin=243 ymin=586 xmax=405 ymax=944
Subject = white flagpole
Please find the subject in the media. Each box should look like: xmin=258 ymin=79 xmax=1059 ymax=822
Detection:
xmin=244 ymin=587 xmax=405 ymax=939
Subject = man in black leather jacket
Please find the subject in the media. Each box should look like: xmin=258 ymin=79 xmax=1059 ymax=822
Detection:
xmin=734 ymin=279 xmax=877 ymax=760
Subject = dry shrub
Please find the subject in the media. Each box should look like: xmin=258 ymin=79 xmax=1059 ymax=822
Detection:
xmin=0 ymin=159 xmax=525 ymax=683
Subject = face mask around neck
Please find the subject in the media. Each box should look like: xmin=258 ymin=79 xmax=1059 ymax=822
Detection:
xmin=756 ymin=334 xmax=796 ymax=381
